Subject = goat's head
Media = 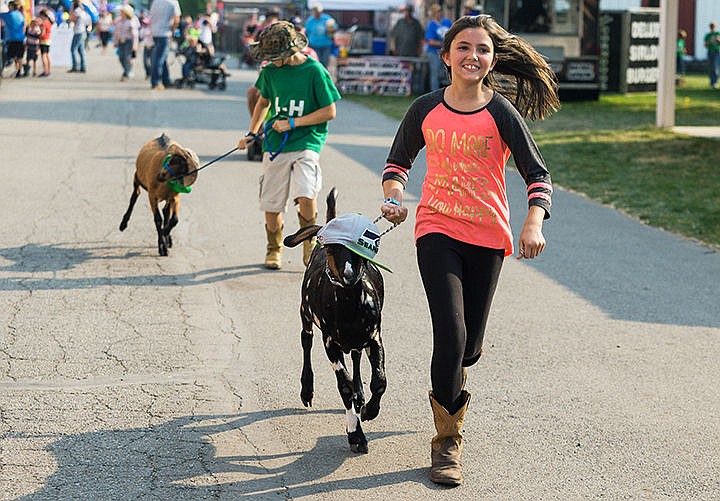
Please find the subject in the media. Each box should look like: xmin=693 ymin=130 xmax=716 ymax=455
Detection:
xmin=156 ymin=144 xmax=201 ymax=187
xmin=323 ymin=242 xmax=370 ymax=287
xmin=284 ymin=213 xmax=391 ymax=288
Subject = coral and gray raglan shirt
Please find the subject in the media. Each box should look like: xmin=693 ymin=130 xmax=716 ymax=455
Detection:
xmin=383 ymin=90 xmax=552 ymax=257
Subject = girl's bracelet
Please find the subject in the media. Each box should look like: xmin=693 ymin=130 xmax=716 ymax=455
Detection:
xmin=384 ymin=197 xmax=401 ymax=206
xmin=289 ymin=117 xmax=296 ymax=129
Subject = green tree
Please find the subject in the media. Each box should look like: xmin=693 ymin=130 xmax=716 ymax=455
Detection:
xmin=177 ymin=0 xmax=206 ymax=18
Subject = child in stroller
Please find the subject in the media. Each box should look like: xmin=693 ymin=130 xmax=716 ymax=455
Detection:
xmin=175 ymin=36 xmax=230 ymax=90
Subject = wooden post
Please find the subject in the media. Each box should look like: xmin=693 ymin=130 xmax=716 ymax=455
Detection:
xmin=656 ymin=0 xmax=679 ymax=128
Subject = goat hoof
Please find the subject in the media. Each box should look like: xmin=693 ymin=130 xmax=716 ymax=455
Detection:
xmin=300 ymin=392 xmax=313 ymax=408
xmin=349 ymin=442 xmax=369 ymax=454
xmin=348 ymin=430 xmax=368 ymax=454
xmin=360 ymin=402 xmax=380 ymax=422
xmin=159 ymin=247 xmax=168 ymax=256
xmin=119 ymin=221 xmax=128 ymax=231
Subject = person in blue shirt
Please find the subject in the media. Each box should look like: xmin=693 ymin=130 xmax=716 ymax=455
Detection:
xmin=304 ymin=3 xmax=336 ymax=68
xmin=0 ymin=1 xmax=26 ymax=78
xmin=424 ymin=3 xmax=452 ymax=91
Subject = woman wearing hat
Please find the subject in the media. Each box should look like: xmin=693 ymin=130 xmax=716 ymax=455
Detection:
xmin=236 ymin=21 xmax=341 ymax=270
xmin=115 ymin=4 xmax=139 ymax=81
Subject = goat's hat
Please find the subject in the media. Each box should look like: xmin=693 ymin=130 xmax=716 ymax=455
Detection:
xmin=317 ymin=213 xmax=392 ymax=272
xmin=249 ymin=21 xmax=308 ymax=61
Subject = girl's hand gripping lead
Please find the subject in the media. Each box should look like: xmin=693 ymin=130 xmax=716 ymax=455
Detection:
xmin=381 ymin=197 xmax=408 ymax=225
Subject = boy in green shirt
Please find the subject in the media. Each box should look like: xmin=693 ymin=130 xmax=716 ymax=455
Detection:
xmin=238 ymin=21 xmax=341 ymax=269
xmin=704 ymin=21 xmax=720 ymax=88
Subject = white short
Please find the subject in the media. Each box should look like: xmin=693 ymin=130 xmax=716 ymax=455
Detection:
xmin=259 ymin=150 xmax=322 ymax=213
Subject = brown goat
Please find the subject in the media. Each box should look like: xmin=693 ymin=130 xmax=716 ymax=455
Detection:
xmin=119 ymin=134 xmax=200 ymax=256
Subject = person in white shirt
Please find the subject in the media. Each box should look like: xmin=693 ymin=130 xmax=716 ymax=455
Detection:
xmin=197 ymin=15 xmax=214 ymax=56
xmin=68 ymin=0 xmax=90 ymax=72
xmin=149 ymin=0 xmax=181 ymax=89
xmin=114 ymin=4 xmax=139 ymax=81
xmin=139 ymin=15 xmax=154 ymax=79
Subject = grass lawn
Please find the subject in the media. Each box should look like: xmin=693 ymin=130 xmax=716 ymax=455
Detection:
xmin=344 ymin=74 xmax=720 ymax=250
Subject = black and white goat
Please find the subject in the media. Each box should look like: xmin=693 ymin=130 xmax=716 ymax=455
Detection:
xmin=283 ymin=188 xmax=388 ymax=454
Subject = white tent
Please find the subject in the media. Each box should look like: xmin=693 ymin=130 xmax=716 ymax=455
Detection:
xmin=314 ymin=0 xmax=406 ymax=10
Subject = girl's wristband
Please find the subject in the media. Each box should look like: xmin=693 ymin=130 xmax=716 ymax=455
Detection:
xmin=289 ymin=117 xmax=295 ymax=129
xmin=384 ymin=197 xmax=401 ymax=206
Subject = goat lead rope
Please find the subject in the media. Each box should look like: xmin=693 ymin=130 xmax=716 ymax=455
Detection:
xmin=263 ymin=114 xmax=290 ymax=161
xmin=163 ymin=148 xmax=240 ymax=181
xmin=373 ymin=214 xmax=400 ymax=238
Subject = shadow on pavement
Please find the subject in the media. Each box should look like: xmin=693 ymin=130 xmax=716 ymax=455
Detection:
xmin=8 ymin=409 xmax=422 ymax=500
xmin=1 ymin=98 xmax=241 ymax=131
xmin=0 ymin=242 xmax=277 ymax=290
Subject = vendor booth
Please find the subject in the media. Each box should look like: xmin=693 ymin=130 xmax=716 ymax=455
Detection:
xmin=324 ymin=0 xmax=424 ymax=96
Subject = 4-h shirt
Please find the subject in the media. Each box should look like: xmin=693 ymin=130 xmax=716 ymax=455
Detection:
xmin=255 ymin=56 xmax=341 ymax=154
xmin=383 ymin=90 xmax=553 ymax=257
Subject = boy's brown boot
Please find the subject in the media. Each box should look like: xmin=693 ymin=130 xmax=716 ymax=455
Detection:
xmin=264 ymin=225 xmax=283 ymax=269
xmin=429 ymin=390 xmax=471 ymax=486
xmin=297 ymin=212 xmax=316 ymax=266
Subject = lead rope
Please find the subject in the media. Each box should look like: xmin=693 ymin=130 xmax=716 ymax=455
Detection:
xmin=163 ymin=147 xmax=239 ymax=181
xmin=373 ymin=214 xmax=400 ymax=238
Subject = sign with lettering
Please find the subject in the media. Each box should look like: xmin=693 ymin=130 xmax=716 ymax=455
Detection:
xmin=336 ymin=57 xmax=414 ymax=96
xmin=626 ymin=11 xmax=659 ymax=92
xmin=599 ymin=9 xmax=659 ymax=93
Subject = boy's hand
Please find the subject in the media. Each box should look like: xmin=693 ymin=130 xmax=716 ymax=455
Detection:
xmin=237 ymin=132 xmax=257 ymax=151
xmin=272 ymin=119 xmax=293 ymax=133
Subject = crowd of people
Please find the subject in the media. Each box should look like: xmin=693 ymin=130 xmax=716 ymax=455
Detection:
xmin=238 ymin=2 xmax=506 ymax=93
xmin=0 ymin=0 xmax=221 ymax=88
xmin=0 ymin=0 xmax=53 ymax=77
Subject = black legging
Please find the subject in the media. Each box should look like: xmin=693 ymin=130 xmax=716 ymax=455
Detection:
xmin=417 ymin=232 xmax=504 ymax=413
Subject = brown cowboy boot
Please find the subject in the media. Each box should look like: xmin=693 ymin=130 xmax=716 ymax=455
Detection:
xmin=264 ymin=225 xmax=283 ymax=269
xmin=429 ymin=390 xmax=471 ymax=486
xmin=297 ymin=212 xmax=316 ymax=266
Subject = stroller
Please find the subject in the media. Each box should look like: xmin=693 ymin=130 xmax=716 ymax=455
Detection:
xmin=175 ymin=45 xmax=229 ymax=91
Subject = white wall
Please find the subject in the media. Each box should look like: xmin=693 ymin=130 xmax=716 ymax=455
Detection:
xmin=600 ymin=0 xmax=641 ymax=9
xmin=696 ymin=2 xmax=720 ymax=59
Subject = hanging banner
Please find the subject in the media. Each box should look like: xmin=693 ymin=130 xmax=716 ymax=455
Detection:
xmin=21 ymin=0 xmax=33 ymax=23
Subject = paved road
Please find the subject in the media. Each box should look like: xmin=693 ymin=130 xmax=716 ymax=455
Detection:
xmin=1 ymin=50 xmax=719 ymax=500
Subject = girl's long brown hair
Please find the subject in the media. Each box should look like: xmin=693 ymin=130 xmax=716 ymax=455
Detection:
xmin=440 ymin=15 xmax=560 ymax=120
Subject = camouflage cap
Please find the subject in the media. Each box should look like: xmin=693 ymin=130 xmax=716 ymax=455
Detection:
xmin=249 ymin=21 xmax=308 ymax=61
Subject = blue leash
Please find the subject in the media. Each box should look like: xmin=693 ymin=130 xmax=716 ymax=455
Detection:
xmin=262 ymin=115 xmax=290 ymax=161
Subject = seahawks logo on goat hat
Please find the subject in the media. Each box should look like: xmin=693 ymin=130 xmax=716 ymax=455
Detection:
xmin=317 ymin=213 xmax=392 ymax=272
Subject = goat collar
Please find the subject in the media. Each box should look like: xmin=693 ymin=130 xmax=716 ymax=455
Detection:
xmin=163 ymin=154 xmax=192 ymax=194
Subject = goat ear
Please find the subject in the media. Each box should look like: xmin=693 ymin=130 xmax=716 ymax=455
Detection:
xmin=283 ymin=225 xmax=321 ymax=247
xmin=185 ymin=148 xmax=200 ymax=167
